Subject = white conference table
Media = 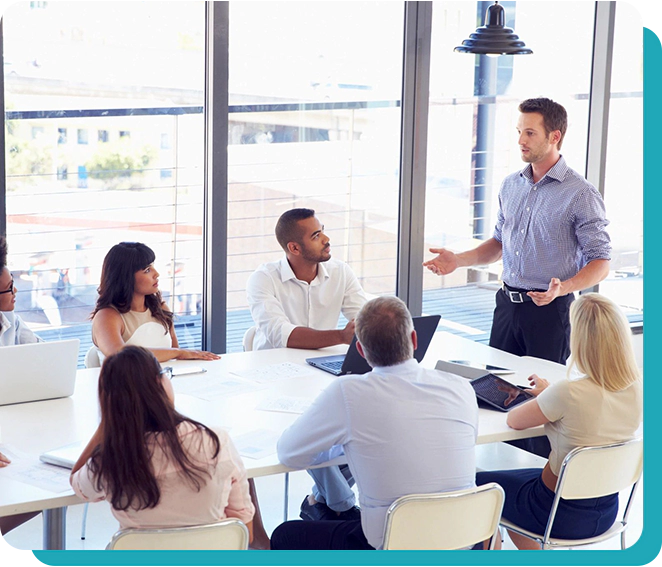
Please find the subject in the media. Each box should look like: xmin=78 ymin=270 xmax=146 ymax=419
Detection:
xmin=0 ymin=331 xmax=567 ymax=549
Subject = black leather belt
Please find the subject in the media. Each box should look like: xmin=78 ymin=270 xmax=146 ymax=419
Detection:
xmin=501 ymin=283 xmax=539 ymax=303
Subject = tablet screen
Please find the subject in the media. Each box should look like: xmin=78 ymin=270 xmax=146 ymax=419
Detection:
xmin=470 ymin=374 xmax=534 ymax=411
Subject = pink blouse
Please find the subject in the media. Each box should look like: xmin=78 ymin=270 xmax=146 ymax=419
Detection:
xmin=71 ymin=422 xmax=254 ymax=530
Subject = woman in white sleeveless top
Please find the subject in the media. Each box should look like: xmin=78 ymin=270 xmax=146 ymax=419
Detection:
xmin=92 ymin=242 xmax=219 ymax=362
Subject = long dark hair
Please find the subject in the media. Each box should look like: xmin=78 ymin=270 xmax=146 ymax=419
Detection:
xmin=91 ymin=242 xmax=173 ymax=333
xmin=0 ymin=235 xmax=7 ymax=272
xmin=89 ymin=346 xmax=221 ymax=511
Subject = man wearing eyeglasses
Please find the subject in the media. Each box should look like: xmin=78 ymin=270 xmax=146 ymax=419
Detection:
xmin=0 ymin=236 xmax=42 ymax=346
xmin=0 ymin=236 xmax=43 ymax=534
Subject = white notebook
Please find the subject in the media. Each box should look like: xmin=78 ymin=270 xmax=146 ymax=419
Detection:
xmin=39 ymin=440 xmax=85 ymax=469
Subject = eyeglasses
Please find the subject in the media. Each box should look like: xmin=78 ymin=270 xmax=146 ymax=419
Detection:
xmin=0 ymin=278 xmax=15 ymax=295
xmin=160 ymin=366 xmax=173 ymax=381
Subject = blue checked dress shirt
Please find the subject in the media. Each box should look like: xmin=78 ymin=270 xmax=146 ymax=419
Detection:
xmin=493 ymin=156 xmax=611 ymax=291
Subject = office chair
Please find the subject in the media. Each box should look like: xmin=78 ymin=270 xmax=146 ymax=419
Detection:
xmin=383 ymin=483 xmax=505 ymax=550
xmin=106 ymin=518 xmax=250 ymax=550
xmin=84 ymin=345 xmax=101 ymax=368
xmin=500 ymin=438 xmax=643 ymax=550
xmin=242 ymin=326 xmax=256 ymax=352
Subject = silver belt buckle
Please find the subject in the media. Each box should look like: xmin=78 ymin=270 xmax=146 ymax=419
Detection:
xmin=503 ymin=285 xmax=524 ymax=303
xmin=509 ymin=291 xmax=524 ymax=303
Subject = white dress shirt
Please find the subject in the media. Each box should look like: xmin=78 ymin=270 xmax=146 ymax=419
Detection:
xmin=277 ymin=359 xmax=478 ymax=549
xmin=0 ymin=311 xmax=41 ymax=346
xmin=246 ymin=257 xmax=367 ymax=350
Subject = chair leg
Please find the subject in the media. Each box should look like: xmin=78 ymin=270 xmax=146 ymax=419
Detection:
xmin=621 ymin=531 xmax=626 ymax=550
xmin=80 ymin=502 xmax=89 ymax=540
xmin=283 ymin=472 xmax=290 ymax=522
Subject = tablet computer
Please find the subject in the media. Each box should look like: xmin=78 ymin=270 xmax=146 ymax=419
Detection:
xmin=470 ymin=374 xmax=534 ymax=412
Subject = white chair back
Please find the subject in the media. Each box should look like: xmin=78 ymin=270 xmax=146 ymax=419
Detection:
xmin=500 ymin=437 xmax=644 ymax=549
xmin=383 ymin=483 xmax=504 ymax=550
xmin=84 ymin=346 xmax=101 ymax=368
xmin=556 ymin=438 xmax=643 ymax=500
xmin=107 ymin=519 xmax=249 ymax=550
xmin=242 ymin=326 xmax=257 ymax=352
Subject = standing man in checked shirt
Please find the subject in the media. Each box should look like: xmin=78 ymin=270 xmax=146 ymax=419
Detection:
xmin=424 ymin=97 xmax=611 ymax=366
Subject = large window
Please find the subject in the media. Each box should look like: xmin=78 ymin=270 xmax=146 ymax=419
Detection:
xmin=3 ymin=2 xmax=206 ymax=363
xmin=599 ymin=2 xmax=643 ymax=321
xmin=423 ymin=1 xmax=620 ymax=342
xmin=1 ymin=1 xmax=645 ymax=359
xmin=227 ymin=2 xmax=405 ymax=350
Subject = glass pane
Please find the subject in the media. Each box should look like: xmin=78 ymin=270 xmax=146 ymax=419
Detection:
xmin=4 ymin=1 xmax=205 ymax=365
xmin=424 ymin=1 xmax=595 ymax=342
xmin=599 ymin=3 xmax=643 ymax=322
xmin=228 ymin=1 xmax=404 ymax=351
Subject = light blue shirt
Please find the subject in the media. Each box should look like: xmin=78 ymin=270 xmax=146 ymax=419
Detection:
xmin=494 ymin=156 xmax=611 ymax=290
xmin=277 ymin=358 xmax=478 ymax=549
xmin=0 ymin=311 xmax=41 ymax=346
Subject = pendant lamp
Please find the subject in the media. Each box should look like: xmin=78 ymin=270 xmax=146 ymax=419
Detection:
xmin=454 ymin=1 xmax=532 ymax=56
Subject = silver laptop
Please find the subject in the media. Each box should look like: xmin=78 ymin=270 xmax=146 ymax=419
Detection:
xmin=0 ymin=339 xmax=80 ymax=406
xmin=436 ymin=359 xmax=505 ymax=379
xmin=435 ymin=359 xmax=514 ymax=378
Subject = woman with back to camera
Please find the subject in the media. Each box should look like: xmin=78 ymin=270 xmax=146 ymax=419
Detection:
xmin=476 ymin=293 xmax=642 ymax=549
xmin=91 ymin=241 xmax=219 ymax=362
xmin=70 ymin=346 xmax=254 ymax=538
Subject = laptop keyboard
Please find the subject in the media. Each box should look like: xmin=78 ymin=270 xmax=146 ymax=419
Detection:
xmin=321 ymin=360 xmax=344 ymax=372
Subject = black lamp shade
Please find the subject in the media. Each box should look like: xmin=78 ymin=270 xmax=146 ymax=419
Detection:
xmin=455 ymin=1 xmax=532 ymax=56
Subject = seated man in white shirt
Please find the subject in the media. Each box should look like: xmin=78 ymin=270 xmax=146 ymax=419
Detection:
xmin=271 ymin=296 xmax=479 ymax=550
xmin=247 ymin=208 xmax=368 ymax=522
xmin=0 ymin=236 xmax=41 ymax=535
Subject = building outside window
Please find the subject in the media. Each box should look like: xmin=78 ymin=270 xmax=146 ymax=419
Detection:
xmin=57 ymin=127 xmax=67 ymax=144
xmin=77 ymin=128 xmax=88 ymax=144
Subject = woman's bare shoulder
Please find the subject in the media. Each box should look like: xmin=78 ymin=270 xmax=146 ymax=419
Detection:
xmin=92 ymin=307 xmax=124 ymax=327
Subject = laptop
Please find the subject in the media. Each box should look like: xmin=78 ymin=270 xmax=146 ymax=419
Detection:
xmin=435 ymin=359 xmax=514 ymax=379
xmin=0 ymin=339 xmax=80 ymax=406
xmin=306 ymin=314 xmax=441 ymax=376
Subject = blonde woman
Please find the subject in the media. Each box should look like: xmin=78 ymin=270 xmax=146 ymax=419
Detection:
xmin=476 ymin=293 xmax=642 ymax=549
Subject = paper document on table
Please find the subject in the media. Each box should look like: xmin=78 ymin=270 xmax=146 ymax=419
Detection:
xmin=0 ymin=444 xmax=72 ymax=493
xmin=174 ymin=374 xmax=265 ymax=402
xmin=257 ymin=396 xmax=312 ymax=414
xmin=231 ymin=362 xmax=314 ymax=383
xmin=232 ymin=429 xmax=280 ymax=460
